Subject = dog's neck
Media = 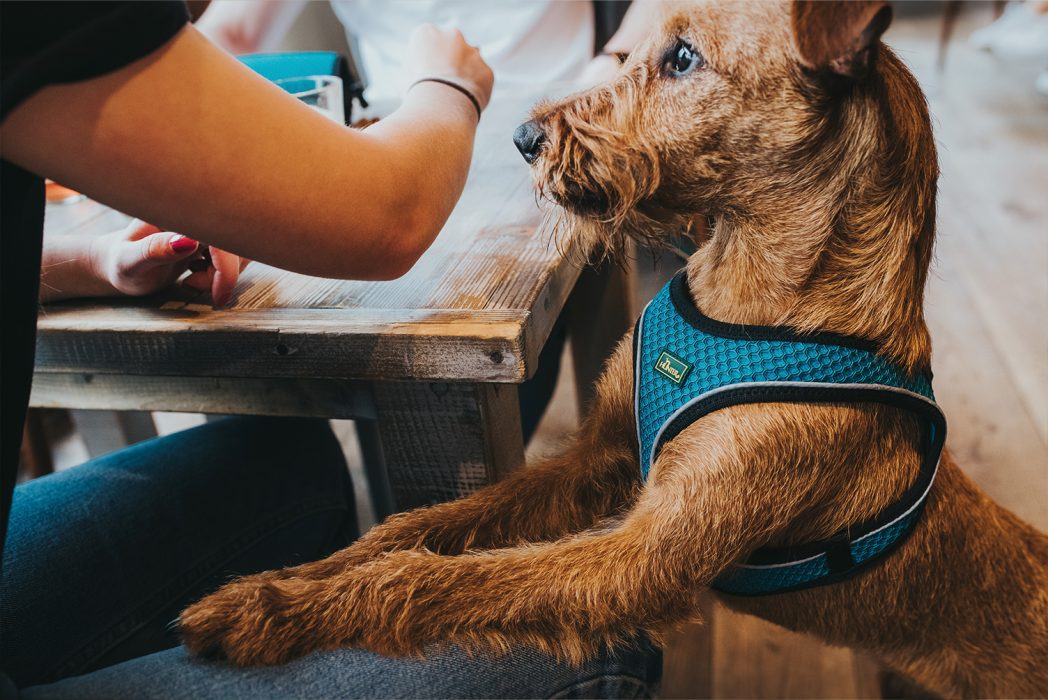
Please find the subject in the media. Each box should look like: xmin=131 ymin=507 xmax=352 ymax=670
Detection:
xmin=685 ymin=54 xmax=937 ymax=374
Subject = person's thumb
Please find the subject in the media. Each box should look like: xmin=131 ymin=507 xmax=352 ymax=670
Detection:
xmin=141 ymin=234 xmax=199 ymax=264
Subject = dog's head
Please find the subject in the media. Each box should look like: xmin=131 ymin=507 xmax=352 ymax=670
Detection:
xmin=517 ymin=1 xmax=931 ymax=261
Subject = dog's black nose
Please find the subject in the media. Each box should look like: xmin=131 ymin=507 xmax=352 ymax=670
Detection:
xmin=513 ymin=120 xmax=546 ymax=164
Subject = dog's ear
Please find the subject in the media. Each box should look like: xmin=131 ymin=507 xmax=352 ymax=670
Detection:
xmin=791 ymin=1 xmax=893 ymax=78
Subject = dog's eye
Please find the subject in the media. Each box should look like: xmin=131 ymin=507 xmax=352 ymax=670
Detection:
xmin=663 ymin=40 xmax=703 ymax=77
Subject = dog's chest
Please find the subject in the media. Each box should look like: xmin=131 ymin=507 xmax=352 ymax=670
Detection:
xmin=632 ymin=271 xmax=945 ymax=596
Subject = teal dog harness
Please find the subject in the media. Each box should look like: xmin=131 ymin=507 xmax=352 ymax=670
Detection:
xmin=634 ymin=271 xmax=946 ymax=596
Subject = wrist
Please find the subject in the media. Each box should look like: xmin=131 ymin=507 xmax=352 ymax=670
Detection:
xmin=87 ymin=235 xmax=122 ymax=296
xmin=405 ymin=78 xmax=482 ymax=124
xmin=410 ymin=78 xmax=482 ymax=120
xmin=39 ymin=235 xmax=118 ymax=303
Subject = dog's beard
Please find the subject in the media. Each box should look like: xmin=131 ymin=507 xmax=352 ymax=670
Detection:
xmin=530 ymin=72 xmax=702 ymax=264
xmin=532 ymin=135 xmax=684 ymax=263
xmin=541 ymin=201 xmax=695 ymax=268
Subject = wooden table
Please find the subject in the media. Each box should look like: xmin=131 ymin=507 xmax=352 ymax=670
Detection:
xmin=30 ymin=92 xmax=632 ymax=516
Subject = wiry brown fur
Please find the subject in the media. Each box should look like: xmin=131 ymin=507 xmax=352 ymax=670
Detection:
xmin=180 ymin=2 xmax=1048 ymax=697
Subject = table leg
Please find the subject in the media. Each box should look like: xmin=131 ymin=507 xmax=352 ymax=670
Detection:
xmin=565 ymin=253 xmax=636 ymax=414
xmin=354 ymin=418 xmax=396 ymax=522
xmin=71 ymin=410 xmax=157 ymax=458
xmin=20 ymin=409 xmax=55 ymax=479
xmin=369 ymin=381 xmax=524 ymax=511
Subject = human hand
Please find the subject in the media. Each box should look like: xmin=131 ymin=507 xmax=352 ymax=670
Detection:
xmin=577 ymin=54 xmax=625 ymax=88
xmin=180 ymin=240 xmax=251 ymax=309
xmin=93 ymin=220 xmax=248 ymax=307
xmin=404 ymin=24 xmax=494 ymax=113
xmin=195 ymin=0 xmax=273 ymax=55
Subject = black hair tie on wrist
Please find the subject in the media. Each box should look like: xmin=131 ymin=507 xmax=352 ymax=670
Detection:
xmin=410 ymin=78 xmax=482 ymax=120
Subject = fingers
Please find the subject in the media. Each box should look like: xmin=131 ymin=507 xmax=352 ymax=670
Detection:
xmin=141 ymin=233 xmax=200 ymax=263
xmin=116 ymin=223 xmax=245 ymax=308
xmin=125 ymin=220 xmax=163 ymax=241
xmin=119 ymin=232 xmax=199 ymax=281
xmin=182 ymin=268 xmax=213 ymax=293
xmin=406 ymin=23 xmax=494 ymax=112
xmin=101 ymin=230 xmax=201 ymax=297
xmin=160 ymin=241 xmax=245 ymax=309
xmin=577 ymin=55 xmax=623 ymax=88
xmin=209 ymin=246 xmax=241 ymax=308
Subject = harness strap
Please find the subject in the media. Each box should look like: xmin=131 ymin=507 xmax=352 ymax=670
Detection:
xmin=633 ymin=270 xmax=947 ymax=596
xmin=712 ymin=392 xmax=943 ymax=595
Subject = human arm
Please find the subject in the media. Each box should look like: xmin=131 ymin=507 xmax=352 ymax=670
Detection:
xmin=2 ymin=23 xmax=493 ymax=281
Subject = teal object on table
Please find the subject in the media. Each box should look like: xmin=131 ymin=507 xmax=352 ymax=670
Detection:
xmin=238 ymin=51 xmax=367 ymax=121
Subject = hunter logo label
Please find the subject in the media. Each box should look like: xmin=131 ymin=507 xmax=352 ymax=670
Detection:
xmin=654 ymin=350 xmax=692 ymax=386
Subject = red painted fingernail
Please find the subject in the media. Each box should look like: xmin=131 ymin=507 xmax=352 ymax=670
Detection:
xmin=170 ymin=236 xmax=198 ymax=253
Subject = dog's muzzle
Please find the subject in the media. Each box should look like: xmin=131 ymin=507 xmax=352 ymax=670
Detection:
xmin=512 ymin=120 xmax=546 ymax=164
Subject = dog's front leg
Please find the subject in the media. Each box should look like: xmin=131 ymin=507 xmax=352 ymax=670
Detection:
xmin=213 ymin=339 xmax=643 ymax=591
xmin=181 ymin=407 xmax=829 ymax=667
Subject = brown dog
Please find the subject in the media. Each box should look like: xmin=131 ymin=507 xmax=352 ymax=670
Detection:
xmin=180 ymin=2 xmax=1048 ymax=696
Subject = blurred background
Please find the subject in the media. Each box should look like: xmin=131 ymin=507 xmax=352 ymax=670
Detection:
xmin=21 ymin=2 xmax=1047 ymax=697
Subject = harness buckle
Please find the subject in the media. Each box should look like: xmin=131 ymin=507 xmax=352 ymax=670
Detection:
xmin=825 ymin=529 xmax=857 ymax=575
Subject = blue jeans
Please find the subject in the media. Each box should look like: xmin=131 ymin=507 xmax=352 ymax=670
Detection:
xmin=21 ymin=641 xmax=659 ymax=699
xmin=2 ymin=417 xmax=660 ymax=698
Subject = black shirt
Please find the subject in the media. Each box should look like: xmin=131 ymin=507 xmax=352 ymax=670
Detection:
xmin=1 ymin=2 xmax=189 ymax=559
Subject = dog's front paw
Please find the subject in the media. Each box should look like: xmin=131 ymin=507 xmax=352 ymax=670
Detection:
xmin=180 ymin=575 xmax=338 ymax=666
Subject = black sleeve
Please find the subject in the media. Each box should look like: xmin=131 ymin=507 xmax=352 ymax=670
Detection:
xmin=0 ymin=1 xmax=188 ymax=566
xmin=1 ymin=1 xmax=189 ymax=121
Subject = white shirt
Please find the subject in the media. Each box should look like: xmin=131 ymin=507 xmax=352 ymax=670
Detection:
xmin=329 ymin=0 xmax=595 ymax=99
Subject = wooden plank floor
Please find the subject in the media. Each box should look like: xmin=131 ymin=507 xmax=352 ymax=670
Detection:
xmin=525 ymin=6 xmax=1048 ymax=698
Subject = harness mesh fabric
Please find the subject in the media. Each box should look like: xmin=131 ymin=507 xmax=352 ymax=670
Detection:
xmin=633 ymin=271 xmax=945 ymax=596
